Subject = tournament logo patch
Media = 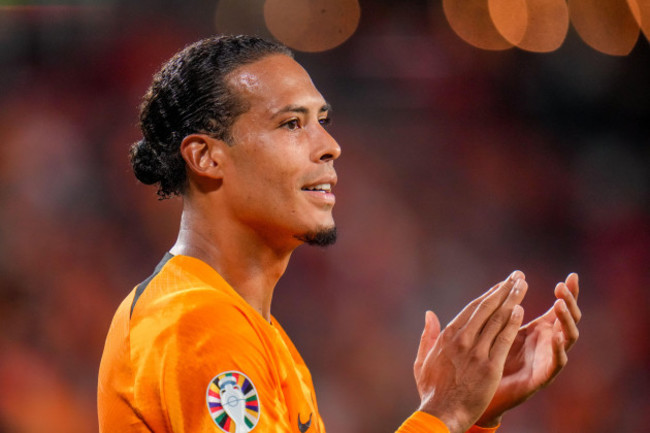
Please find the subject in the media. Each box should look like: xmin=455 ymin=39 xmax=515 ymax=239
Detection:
xmin=206 ymin=371 xmax=260 ymax=433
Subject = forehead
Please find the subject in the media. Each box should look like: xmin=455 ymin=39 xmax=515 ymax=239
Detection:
xmin=225 ymin=54 xmax=325 ymax=114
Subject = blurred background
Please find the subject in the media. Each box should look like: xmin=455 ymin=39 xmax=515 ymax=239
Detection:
xmin=0 ymin=0 xmax=649 ymax=432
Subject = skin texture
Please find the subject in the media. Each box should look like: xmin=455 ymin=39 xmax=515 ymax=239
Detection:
xmin=168 ymin=53 xmax=582 ymax=431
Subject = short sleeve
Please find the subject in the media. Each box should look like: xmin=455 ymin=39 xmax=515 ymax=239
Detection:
xmin=132 ymin=290 xmax=291 ymax=433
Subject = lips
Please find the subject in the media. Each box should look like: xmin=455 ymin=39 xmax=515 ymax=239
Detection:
xmin=301 ymin=175 xmax=337 ymax=193
xmin=301 ymin=175 xmax=337 ymax=206
xmin=301 ymin=183 xmax=332 ymax=193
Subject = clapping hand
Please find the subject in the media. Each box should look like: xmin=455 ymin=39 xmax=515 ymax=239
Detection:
xmin=476 ymin=273 xmax=581 ymax=427
xmin=414 ymin=272 xmax=581 ymax=432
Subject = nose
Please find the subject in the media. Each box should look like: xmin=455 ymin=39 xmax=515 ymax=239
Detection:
xmin=312 ymin=126 xmax=341 ymax=163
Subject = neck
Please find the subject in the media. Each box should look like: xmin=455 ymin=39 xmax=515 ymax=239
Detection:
xmin=170 ymin=203 xmax=296 ymax=322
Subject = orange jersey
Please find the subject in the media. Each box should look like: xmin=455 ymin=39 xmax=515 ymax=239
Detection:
xmin=98 ymin=253 xmax=497 ymax=433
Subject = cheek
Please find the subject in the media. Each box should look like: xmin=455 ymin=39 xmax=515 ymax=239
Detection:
xmin=227 ymin=159 xmax=296 ymax=213
xmin=244 ymin=144 xmax=303 ymax=187
xmin=242 ymin=159 xmax=293 ymax=192
xmin=229 ymin=130 xmax=308 ymax=200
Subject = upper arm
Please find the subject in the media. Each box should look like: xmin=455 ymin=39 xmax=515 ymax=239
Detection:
xmin=132 ymin=294 xmax=291 ymax=432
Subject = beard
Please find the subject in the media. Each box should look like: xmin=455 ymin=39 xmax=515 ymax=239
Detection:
xmin=295 ymin=226 xmax=337 ymax=247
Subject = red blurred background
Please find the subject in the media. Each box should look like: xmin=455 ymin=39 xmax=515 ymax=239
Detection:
xmin=0 ymin=1 xmax=648 ymax=432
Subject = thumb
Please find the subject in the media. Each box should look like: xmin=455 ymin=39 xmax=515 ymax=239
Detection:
xmin=424 ymin=310 xmax=442 ymax=344
xmin=414 ymin=310 xmax=441 ymax=379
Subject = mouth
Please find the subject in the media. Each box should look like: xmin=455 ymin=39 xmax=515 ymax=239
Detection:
xmin=301 ymin=178 xmax=336 ymax=207
xmin=301 ymin=183 xmax=333 ymax=193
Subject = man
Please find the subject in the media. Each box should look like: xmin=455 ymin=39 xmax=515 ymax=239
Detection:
xmin=98 ymin=35 xmax=581 ymax=433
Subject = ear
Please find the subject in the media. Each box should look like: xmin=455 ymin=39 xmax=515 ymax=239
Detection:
xmin=179 ymin=134 xmax=227 ymax=180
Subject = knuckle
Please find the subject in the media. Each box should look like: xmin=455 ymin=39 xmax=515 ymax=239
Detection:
xmin=469 ymin=296 xmax=482 ymax=307
xmin=486 ymin=312 xmax=507 ymax=330
xmin=465 ymin=298 xmax=482 ymax=313
xmin=469 ymin=351 xmax=484 ymax=365
xmin=479 ymin=298 xmax=496 ymax=310
xmin=483 ymin=360 xmax=500 ymax=376
xmin=439 ymin=328 xmax=453 ymax=344
xmin=444 ymin=322 xmax=459 ymax=335
xmin=495 ymin=329 xmax=514 ymax=345
xmin=454 ymin=333 xmax=472 ymax=351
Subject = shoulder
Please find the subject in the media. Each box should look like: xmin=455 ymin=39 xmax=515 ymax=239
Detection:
xmin=160 ymin=287 xmax=264 ymax=345
xmin=129 ymin=255 xmax=272 ymax=359
xmin=131 ymin=254 xmax=257 ymax=331
xmin=133 ymin=283 xmax=266 ymax=351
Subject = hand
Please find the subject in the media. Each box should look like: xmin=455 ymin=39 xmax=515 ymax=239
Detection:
xmin=414 ymin=271 xmax=528 ymax=433
xmin=476 ymin=273 xmax=582 ymax=427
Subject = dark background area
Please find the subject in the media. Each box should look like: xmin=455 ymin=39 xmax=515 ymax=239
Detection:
xmin=0 ymin=1 xmax=648 ymax=432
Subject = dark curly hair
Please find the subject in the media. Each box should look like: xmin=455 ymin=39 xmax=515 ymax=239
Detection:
xmin=130 ymin=35 xmax=293 ymax=199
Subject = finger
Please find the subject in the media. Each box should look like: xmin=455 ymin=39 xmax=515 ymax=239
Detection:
xmin=461 ymin=271 xmax=525 ymax=337
xmin=548 ymin=331 xmax=569 ymax=382
xmin=414 ymin=310 xmax=441 ymax=377
xmin=445 ymin=279 xmax=508 ymax=332
xmin=489 ymin=304 xmax=524 ymax=361
xmin=553 ymin=299 xmax=579 ymax=351
xmin=554 ymin=282 xmax=582 ymax=324
xmin=477 ymin=278 xmax=528 ymax=356
xmin=564 ymin=272 xmax=579 ymax=301
xmin=446 ymin=271 xmax=524 ymax=332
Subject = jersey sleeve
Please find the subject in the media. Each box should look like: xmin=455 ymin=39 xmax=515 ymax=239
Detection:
xmin=397 ymin=411 xmax=450 ymax=433
xmin=396 ymin=412 xmax=499 ymax=433
xmin=131 ymin=290 xmax=291 ymax=433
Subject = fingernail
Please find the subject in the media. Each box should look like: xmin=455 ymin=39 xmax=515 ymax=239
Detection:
xmin=512 ymin=278 xmax=524 ymax=293
xmin=510 ymin=270 xmax=520 ymax=280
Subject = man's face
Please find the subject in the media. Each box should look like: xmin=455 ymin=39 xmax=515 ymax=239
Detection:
xmin=220 ymin=54 xmax=340 ymax=248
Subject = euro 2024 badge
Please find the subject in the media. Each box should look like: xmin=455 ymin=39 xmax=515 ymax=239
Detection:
xmin=206 ymin=371 xmax=260 ymax=433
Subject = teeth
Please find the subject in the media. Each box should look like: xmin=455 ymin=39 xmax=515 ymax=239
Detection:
xmin=304 ymin=183 xmax=331 ymax=192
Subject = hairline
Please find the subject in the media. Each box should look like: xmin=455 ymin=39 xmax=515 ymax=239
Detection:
xmin=218 ymin=52 xmax=297 ymax=146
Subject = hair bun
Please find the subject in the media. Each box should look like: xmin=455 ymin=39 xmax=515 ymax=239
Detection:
xmin=130 ymin=139 xmax=162 ymax=185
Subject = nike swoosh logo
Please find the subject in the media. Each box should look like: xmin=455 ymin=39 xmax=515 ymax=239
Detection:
xmin=298 ymin=412 xmax=312 ymax=432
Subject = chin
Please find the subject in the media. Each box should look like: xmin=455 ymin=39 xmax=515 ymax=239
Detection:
xmin=295 ymin=226 xmax=337 ymax=247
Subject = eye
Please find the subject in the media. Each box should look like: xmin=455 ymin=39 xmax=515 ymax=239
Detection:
xmin=319 ymin=117 xmax=332 ymax=127
xmin=282 ymin=119 xmax=300 ymax=130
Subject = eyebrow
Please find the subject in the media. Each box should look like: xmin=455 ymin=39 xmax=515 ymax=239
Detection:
xmin=270 ymin=102 xmax=332 ymax=119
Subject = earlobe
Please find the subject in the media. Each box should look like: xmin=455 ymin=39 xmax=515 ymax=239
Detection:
xmin=180 ymin=134 xmax=226 ymax=180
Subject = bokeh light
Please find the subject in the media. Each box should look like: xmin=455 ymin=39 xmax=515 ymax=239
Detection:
xmin=628 ymin=0 xmax=650 ymax=40
xmin=489 ymin=0 xmax=569 ymax=52
xmin=264 ymin=0 xmax=361 ymax=52
xmin=443 ymin=0 xmax=648 ymax=54
xmin=569 ymin=0 xmax=640 ymax=55
xmin=487 ymin=0 xmax=528 ymax=46
xmin=442 ymin=0 xmax=514 ymax=51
